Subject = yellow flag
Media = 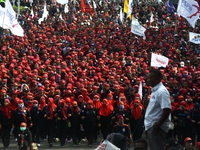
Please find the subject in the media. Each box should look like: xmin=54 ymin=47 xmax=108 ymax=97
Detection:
xmin=124 ymin=0 xmax=128 ymax=13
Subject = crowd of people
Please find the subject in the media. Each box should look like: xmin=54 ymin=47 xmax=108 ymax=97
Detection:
xmin=0 ymin=0 xmax=200 ymax=149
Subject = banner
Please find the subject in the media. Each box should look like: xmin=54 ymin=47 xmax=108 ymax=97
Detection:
xmin=56 ymin=0 xmax=68 ymax=4
xmin=120 ymin=7 xmax=123 ymax=23
xmin=124 ymin=0 xmax=128 ymax=13
xmin=167 ymin=0 xmax=175 ymax=13
xmin=127 ymin=0 xmax=133 ymax=18
xmin=95 ymin=140 xmax=120 ymax=150
xmin=138 ymin=81 xmax=143 ymax=100
xmin=189 ymin=32 xmax=200 ymax=44
xmin=64 ymin=4 xmax=69 ymax=13
xmin=131 ymin=16 xmax=146 ymax=38
xmin=151 ymin=53 xmax=169 ymax=68
xmin=177 ymin=0 xmax=200 ymax=28
xmin=81 ymin=0 xmax=94 ymax=13
xmin=38 ymin=4 xmax=48 ymax=24
xmin=1 ymin=0 xmax=24 ymax=36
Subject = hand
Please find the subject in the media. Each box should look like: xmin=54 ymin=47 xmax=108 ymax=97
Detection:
xmin=198 ymin=121 xmax=200 ymax=124
xmin=192 ymin=120 xmax=196 ymax=123
xmin=30 ymin=123 xmax=33 ymax=127
xmin=57 ymin=117 xmax=61 ymax=120
xmin=27 ymin=147 xmax=30 ymax=150
xmin=47 ymin=117 xmax=51 ymax=120
xmin=0 ymin=124 xmax=2 ymax=129
xmin=153 ymin=122 xmax=160 ymax=134
xmin=98 ymin=124 xmax=101 ymax=127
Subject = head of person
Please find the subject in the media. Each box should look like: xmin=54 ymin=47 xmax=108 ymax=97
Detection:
xmin=72 ymin=101 xmax=78 ymax=109
xmin=134 ymin=139 xmax=148 ymax=150
xmin=117 ymin=115 xmax=124 ymax=125
xmin=195 ymin=142 xmax=200 ymax=150
xmin=20 ymin=122 xmax=27 ymax=132
xmin=147 ymin=69 xmax=162 ymax=87
xmin=184 ymin=137 xmax=192 ymax=149
xmin=33 ymin=100 xmax=38 ymax=107
xmin=4 ymin=99 xmax=10 ymax=107
xmin=87 ymin=100 xmax=93 ymax=109
xmin=18 ymin=100 xmax=24 ymax=109
xmin=118 ymin=101 xmax=124 ymax=110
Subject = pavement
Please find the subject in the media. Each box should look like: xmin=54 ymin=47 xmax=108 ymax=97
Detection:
xmin=0 ymin=135 xmax=127 ymax=150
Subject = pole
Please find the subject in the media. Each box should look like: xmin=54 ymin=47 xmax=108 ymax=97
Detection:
xmin=17 ymin=0 xmax=20 ymax=18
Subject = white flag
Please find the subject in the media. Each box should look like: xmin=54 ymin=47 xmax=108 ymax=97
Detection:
xmin=138 ymin=81 xmax=143 ymax=100
xmin=38 ymin=4 xmax=49 ymax=24
xmin=177 ymin=0 xmax=200 ymax=28
xmin=95 ymin=140 xmax=120 ymax=150
xmin=120 ymin=7 xmax=123 ymax=23
xmin=3 ymin=0 xmax=24 ymax=36
xmin=150 ymin=12 xmax=154 ymax=23
xmin=151 ymin=53 xmax=169 ymax=68
xmin=131 ymin=16 xmax=146 ymax=39
xmin=56 ymin=0 xmax=68 ymax=5
xmin=189 ymin=32 xmax=200 ymax=44
xmin=31 ymin=9 xmax=34 ymax=18
xmin=127 ymin=0 xmax=133 ymax=18
xmin=59 ymin=14 xmax=64 ymax=20
xmin=64 ymin=4 xmax=69 ymax=13
xmin=93 ymin=0 xmax=97 ymax=9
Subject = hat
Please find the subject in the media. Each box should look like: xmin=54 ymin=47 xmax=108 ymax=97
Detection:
xmin=184 ymin=137 xmax=192 ymax=143
xmin=117 ymin=115 xmax=124 ymax=120
xmin=196 ymin=142 xmax=200 ymax=148
xmin=194 ymin=103 xmax=200 ymax=110
xmin=20 ymin=122 xmax=27 ymax=127
xmin=180 ymin=101 xmax=186 ymax=106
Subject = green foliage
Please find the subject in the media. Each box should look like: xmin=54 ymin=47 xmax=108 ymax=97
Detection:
xmin=13 ymin=5 xmax=27 ymax=13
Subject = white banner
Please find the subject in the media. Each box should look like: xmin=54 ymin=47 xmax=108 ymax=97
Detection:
xmin=120 ymin=7 xmax=123 ymax=23
xmin=131 ymin=16 xmax=146 ymax=39
xmin=38 ymin=4 xmax=49 ymax=24
xmin=189 ymin=32 xmax=200 ymax=44
xmin=138 ymin=81 xmax=143 ymax=100
xmin=95 ymin=140 xmax=120 ymax=150
xmin=177 ymin=0 xmax=200 ymax=28
xmin=151 ymin=53 xmax=169 ymax=68
xmin=127 ymin=0 xmax=133 ymax=18
xmin=2 ymin=0 xmax=24 ymax=36
xmin=56 ymin=0 xmax=68 ymax=5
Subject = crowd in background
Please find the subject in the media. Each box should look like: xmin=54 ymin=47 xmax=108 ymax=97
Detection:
xmin=0 ymin=0 xmax=200 ymax=149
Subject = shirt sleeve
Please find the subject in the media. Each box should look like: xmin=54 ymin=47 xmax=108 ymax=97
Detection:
xmin=158 ymin=88 xmax=171 ymax=110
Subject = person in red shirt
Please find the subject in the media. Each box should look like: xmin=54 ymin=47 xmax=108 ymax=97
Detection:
xmin=99 ymin=99 xmax=113 ymax=140
xmin=130 ymin=100 xmax=144 ymax=142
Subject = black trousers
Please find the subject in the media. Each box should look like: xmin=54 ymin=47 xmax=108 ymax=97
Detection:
xmin=46 ymin=120 xmax=55 ymax=144
xmin=84 ymin=125 xmax=95 ymax=145
xmin=1 ymin=125 xmax=11 ymax=148
xmin=71 ymin=126 xmax=81 ymax=145
xmin=30 ymin=124 xmax=40 ymax=143
xmin=57 ymin=120 xmax=67 ymax=146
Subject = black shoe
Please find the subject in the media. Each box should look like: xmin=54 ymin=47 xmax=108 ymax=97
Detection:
xmin=49 ymin=143 xmax=53 ymax=147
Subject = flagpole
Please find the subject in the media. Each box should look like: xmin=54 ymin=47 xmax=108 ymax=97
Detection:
xmin=17 ymin=0 xmax=20 ymax=18
xmin=2 ymin=12 xmax=5 ymax=28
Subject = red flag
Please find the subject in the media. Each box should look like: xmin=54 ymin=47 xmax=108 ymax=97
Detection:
xmin=81 ymin=0 xmax=94 ymax=13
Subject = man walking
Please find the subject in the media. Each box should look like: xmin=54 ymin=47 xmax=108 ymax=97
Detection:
xmin=144 ymin=69 xmax=171 ymax=150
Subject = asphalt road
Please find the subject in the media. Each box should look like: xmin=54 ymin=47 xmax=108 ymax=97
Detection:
xmin=0 ymin=137 xmax=102 ymax=150
xmin=0 ymin=132 xmax=148 ymax=150
xmin=0 ymin=134 xmax=132 ymax=150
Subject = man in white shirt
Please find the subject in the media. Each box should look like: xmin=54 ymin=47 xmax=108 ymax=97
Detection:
xmin=144 ymin=69 xmax=171 ymax=150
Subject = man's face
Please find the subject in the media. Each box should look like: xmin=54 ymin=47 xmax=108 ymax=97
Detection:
xmin=134 ymin=142 xmax=146 ymax=150
xmin=147 ymin=73 xmax=159 ymax=87
xmin=185 ymin=141 xmax=193 ymax=149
